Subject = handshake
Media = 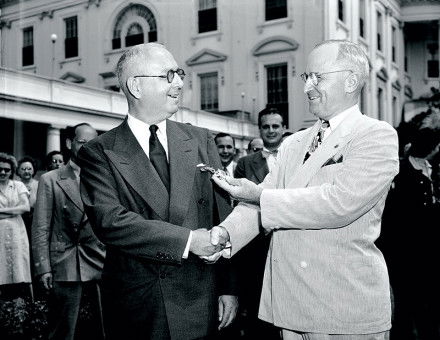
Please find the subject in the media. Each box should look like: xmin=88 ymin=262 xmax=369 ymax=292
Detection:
xmin=190 ymin=226 xmax=231 ymax=263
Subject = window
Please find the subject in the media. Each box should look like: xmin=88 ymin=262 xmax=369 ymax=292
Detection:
xmin=198 ymin=0 xmax=217 ymax=33
xmin=377 ymin=11 xmax=383 ymax=52
xmin=125 ymin=23 xmax=144 ymax=47
xmin=265 ymin=0 xmax=287 ymax=21
xmin=200 ymin=72 xmax=218 ymax=112
xmin=338 ymin=0 xmax=345 ymax=22
xmin=392 ymin=26 xmax=397 ymax=63
xmin=359 ymin=0 xmax=365 ymax=38
xmin=112 ymin=5 xmax=157 ymax=50
xmin=22 ymin=27 xmax=34 ymax=66
xmin=266 ymin=64 xmax=288 ymax=127
xmin=427 ymin=42 xmax=439 ymax=78
xmin=64 ymin=16 xmax=78 ymax=58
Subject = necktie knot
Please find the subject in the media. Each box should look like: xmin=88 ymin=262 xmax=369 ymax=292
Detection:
xmin=149 ymin=124 xmax=159 ymax=134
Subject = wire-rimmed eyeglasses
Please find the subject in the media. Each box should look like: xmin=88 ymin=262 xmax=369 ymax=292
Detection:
xmin=134 ymin=68 xmax=186 ymax=84
xmin=300 ymin=70 xmax=353 ymax=86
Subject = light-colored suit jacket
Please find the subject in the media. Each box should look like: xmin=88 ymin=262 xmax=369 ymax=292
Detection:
xmin=32 ymin=163 xmax=105 ymax=281
xmin=221 ymin=107 xmax=399 ymax=334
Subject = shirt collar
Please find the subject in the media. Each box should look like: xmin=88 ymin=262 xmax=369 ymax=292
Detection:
xmin=327 ymin=104 xmax=360 ymax=131
xmin=127 ymin=112 xmax=167 ymax=137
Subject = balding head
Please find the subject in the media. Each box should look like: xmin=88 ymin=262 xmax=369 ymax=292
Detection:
xmin=116 ymin=43 xmax=168 ymax=96
xmin=314 ymin=40 xmax=371 ymax=93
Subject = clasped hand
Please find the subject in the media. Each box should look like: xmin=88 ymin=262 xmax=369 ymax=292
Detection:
xmin=190 ymin=226 xmax=230 ymax=263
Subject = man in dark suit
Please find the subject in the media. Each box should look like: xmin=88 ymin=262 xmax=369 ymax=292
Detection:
xmin=78 ymin=43 xmax=238 ymax=340
xmin=32 ymin=123 xmax=106 ymax=340
xmin=235 ymin=106 xmax=285 ymax=183
xmin=233 ymin=106 xmax=285 ymax=340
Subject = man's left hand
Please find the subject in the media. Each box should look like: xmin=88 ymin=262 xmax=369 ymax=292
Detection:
xmin=218 ymin=295 xmax=238 ymax=330
xmin=212 ymin=175 xmax=263 ymax=204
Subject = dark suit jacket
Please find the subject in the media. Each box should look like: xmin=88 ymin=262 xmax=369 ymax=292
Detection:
xmin=78 ymin=119 xmax=235 ymax=340
xmin=234 ymin=151 xmax=269 ymax=184
xmin=32 ymin=163 xmax=105 ymax=281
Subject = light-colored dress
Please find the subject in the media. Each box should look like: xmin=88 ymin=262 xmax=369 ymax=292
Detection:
xmin=20 ymin=178 xmax=38 ymax=208
xmin=0 ymin=180 xmax=31 ymax=285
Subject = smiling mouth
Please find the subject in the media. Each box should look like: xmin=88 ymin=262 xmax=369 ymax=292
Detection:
xmin=168 ymin=94 xmax=179 ymax=99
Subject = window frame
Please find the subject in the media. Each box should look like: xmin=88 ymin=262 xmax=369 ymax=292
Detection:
xmin=22 ymin=26 xmax=34 ymax=67
xmin=199 ymin=71 xmax=219 ymax=113
xmin=198 ymin=0 xmax=217 ymax=34
xmin=64 ymin=15 xmax=78 ymax=59
xmin=265 ymin=0 xmax=288 ymax=22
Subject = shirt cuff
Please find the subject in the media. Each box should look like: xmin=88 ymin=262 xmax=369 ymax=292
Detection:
xmin=182 ymin=230 xmax=193 ymax=259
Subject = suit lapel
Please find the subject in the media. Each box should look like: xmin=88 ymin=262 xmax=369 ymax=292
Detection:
xmin=167 ymin=121 xmax=198 ymax=226
xmin=57 ymin=164 xmax=83 ymax=211
xmin=288 ymin=112 xmax=361 ymax=188
xmin=251 ymin=152 xmax=269 ymax=183
xmin=104 ymin=120 xmax=169 ymax=221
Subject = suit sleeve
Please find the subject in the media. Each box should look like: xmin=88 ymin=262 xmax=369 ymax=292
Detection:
xmin=260 ymin=121 xmax=399 ymax=230
xmin=206 ymin=131 xmax=239 ymax=296
xmin=78 ymin=141 xmax=190 ymax=265
xmin=31 ymin=174 xmax=54 ymax=277
xmin=234 ymin=157 xmax=246 ymax=179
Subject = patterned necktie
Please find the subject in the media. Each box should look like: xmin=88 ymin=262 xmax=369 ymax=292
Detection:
xmin=303 ymin=120 xmax=330 ymax=163
xmin=149 ymin=125 xmax=170 ymax=192
xmin=223 ymin=166 xmax=229 ymax=176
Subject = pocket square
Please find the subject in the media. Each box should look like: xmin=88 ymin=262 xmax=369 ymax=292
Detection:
xmin=322 ymin=155 xmax=343 ymax=167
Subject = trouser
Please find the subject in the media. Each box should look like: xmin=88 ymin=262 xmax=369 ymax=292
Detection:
xmin=282 ymin=330 xmax=390 ymax=340
xmin=48 ymin=281 xmax=104 ymax=340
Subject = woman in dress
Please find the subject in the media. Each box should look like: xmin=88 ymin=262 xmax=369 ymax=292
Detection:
xmin=0 ymin=152 xmax=32 ymax=300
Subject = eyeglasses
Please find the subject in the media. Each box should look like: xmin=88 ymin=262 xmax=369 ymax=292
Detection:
xmin=52 ymin=159 xmax=64 ymax=164
xmin=0 ymin=167 xmax=12 ymax=173
xmin=300 ymin=70 xmax=353 ymax=86
xmin=252 ymin=147 xmax=263 ymax=152
xmin=134 ymin=68 xmax=186 ymax=84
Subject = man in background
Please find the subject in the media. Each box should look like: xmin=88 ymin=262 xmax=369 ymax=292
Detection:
xmin=215 ymin=132 xmax=237 ymax=176
xmin=32 ymin=123 xmax=105 ymax=340
xmin=247 ymin=138 xmax=264 ymax=154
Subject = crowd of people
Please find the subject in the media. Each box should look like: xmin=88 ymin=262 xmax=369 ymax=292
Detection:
xmin=0 ymin=40 xmax=439 ymax=340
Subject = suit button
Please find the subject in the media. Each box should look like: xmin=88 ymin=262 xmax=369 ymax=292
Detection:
xmin=198 ymin=198 xmax=206 ymax=205
xmin=160 ymin=272 xmax=166 ymax=279
xmin=300 ymin=261 xmax=308 ymax=268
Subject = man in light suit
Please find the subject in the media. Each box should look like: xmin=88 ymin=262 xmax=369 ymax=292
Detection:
xmin=233 ymin=106 xmax=285 ymax=340
xmin=78 ymin=43 xmax=237 ymax=340
xmin=32 ymin=123 xmax=106 ymax=340
xmin=208 ymin=40 xmax=399 ymax=340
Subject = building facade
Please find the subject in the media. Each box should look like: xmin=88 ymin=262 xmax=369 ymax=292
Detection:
xmin=1 ymin=0 xmax=439 ymax=164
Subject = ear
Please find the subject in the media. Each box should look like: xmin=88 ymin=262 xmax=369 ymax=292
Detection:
xmin=345 ymin=72 xmax=360 ymax=94
xmin=66 ymin=138 xmax=72 ymax=151
xmin=126 ymin=77 xmax=141 ymax=99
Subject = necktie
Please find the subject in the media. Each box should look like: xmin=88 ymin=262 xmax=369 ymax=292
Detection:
xmin=149 ymin=125 xmax=170 ymax=191
xmin=261 ymin=149 xmax=278 ymax=159
xmin=223 ymin=166 xmax=229 ymax=176
xmin=304 ymin=120 xmax=329 ymax=163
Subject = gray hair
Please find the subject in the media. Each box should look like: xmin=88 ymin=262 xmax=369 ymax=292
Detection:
xmin=116 ymin=42 xmax=165 ymax=95
xmin=315 ymin=40 xmax=371 ymax=91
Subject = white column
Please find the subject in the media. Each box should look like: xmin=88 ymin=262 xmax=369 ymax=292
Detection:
xmin=46 ymin=125 xmax=61 ymax=153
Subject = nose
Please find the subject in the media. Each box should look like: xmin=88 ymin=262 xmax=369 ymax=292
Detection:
xmin=172 ymin=73 xmax=184 ymax=88
xmin=303 ymin=78 xmax=314 ymax=93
